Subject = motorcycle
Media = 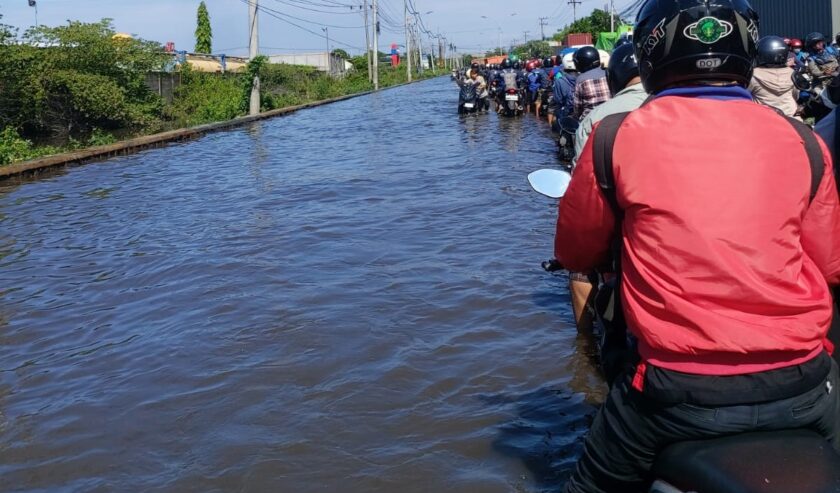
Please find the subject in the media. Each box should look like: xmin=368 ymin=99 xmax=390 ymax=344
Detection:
xmin=527 ymin=168 xmax=840 ymax=493
xmin=500 ymin=87 xmax=524 ymax=117
xmin=554 ymin=116 xmax=578 ymax=168
xmin=792 ymin=65 xmax=833 ymax=123
xmin=458 ymin=82 xmax=478 ymax=115
xmin=538 ymin=88 xmax=552 ymax=118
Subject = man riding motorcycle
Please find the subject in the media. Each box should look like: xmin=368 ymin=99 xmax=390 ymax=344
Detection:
xmin=749 ymin=36 xmax=799 ymax=119
xmin=556 ymin=1 xmax=840 ymax=492
xmin=525 ymin=60 xmax=546 ymax=115
xmin=805 ymin=32 xmax=839 ymax=78
xmin=551 ymin=54 xmax=577 ymax=129
xmin=571 ymin=46 xmax=610 ymax=121
xmin=497 ymin=58 xmax=525 ymax=114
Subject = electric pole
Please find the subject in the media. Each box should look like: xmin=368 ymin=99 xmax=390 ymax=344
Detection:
xmin=539 ymin=17 xmax=548 ymax=40
xmin=373 ymin=0 xmax=379 ymax=90
xmin=404 ymin=0 xmax=412 ymax=82
xmin=323 ymin=27 xmax=331 ymax=76
xmin=363 ymin=0 xmax=372 ymax=82
xmin=610 ymin=0 xmax=615 ymax=32
xmin=523 ymin=30 xmax=529 ymax=43
xmin=249 ymin=0 xmax=260 ymax=116
xmin=568 ymin=0 xmax=582 ymax=22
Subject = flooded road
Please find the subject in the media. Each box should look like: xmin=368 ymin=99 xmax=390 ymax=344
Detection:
xmin=0 ymin=77 xmax=605 ymax=492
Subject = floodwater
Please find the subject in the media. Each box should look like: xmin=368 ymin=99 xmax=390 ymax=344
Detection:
xmin=0 ymin=77 xmax=606 ymax=493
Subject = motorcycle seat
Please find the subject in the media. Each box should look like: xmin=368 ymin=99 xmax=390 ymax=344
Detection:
xmin=652 ymin=430 xmax=840 ymax=493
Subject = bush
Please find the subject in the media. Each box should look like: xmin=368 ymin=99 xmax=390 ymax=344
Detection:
xmin=165 ymin=66 xmax=244 ymax=126
xmin=0 ymin=19 xmax=166 ymax=140
xmin=0 ymin=127 xmax=60 ymax=165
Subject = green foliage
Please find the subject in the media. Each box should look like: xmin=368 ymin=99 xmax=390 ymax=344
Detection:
xmin=0 ymin=15 xmax=440 ymax=165
xmin=87 ymin=128 xmax=117 ymax=146
xmin=165 ymin=66 xmax=244 ymax=126
xmin=331 ymin=48 xmax=349 ymax=59
xmin=485 ymin=48 xmax=506 ymax=57
xmin=195 ymin=1 xmax=212 ymax=54
xmin=553 ymin=9 xmax=627 ymax=43
xmin=349 ymin=54 xmax=369 ymax=71
xmin=511 ymin=40 xmax=552 ymax=59
xmin=0 ymin=19 xmax=166 ymax=139
xmin=0 ymin=127 xmax=60 ymax=165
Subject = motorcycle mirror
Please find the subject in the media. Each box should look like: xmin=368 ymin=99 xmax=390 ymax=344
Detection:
xmin=528 ymin=169 xmax=573 ymax=199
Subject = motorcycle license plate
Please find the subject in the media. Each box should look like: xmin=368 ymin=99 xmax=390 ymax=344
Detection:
xmin=464 ymin=103 xmax=475 ymax=109
xmin=505 ymin=94 xmax=519 ymax=101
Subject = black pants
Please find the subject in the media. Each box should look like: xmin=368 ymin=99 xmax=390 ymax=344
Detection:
xmin=564 ymin=360 xmax=840 ymax=493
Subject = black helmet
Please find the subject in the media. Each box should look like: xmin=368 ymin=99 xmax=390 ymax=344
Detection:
xmin=573 ymin=46 xmax=601 ymax=73
xmin=756 ymin=36 xmax=789 ymax=67
xmin=806 ymin=32 xmax=826 ymax=52
xmin=501 ymin=58 xmax=512 ymax=69
xmin=634 ymin=0 xmax=758 ymax=93
xmin=470 ymin=61 xmax=480 ymax=70
xmin=513 ymin=60 xmax=522 ymax=70
xmin=543 ymin=57 xmax=554 ymax=68
xmin=614 ymin=34 xmax=633 ymax=49
xmin=606 ymin=43 xmax=641 ymax=96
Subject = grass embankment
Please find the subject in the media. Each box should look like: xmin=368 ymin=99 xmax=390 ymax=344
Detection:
xmin=0 ymin=18 xmax=441 ymax=166
xmin=1 ymin=64 xmax=439 ymax=166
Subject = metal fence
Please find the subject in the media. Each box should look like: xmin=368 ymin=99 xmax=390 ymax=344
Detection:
xmin=750 ymin=0 xmax=834 ymax=39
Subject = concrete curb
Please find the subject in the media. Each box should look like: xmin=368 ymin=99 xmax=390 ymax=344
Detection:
xmin=0 ymin=76 xmax=438 ymax=181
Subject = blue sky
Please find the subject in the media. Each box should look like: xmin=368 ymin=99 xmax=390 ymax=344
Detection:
xmin=0 ymin=0 xmax=632 ymax=57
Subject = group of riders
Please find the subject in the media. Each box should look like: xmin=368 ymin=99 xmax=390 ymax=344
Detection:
xmin=455 ymin=1 xmax=840 ymax=493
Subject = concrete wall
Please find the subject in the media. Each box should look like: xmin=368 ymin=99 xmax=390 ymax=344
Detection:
xmin=267 ymin=52 xmax=348 ymax=76
xmin=145 ymin=73 xmax=181 ymax=103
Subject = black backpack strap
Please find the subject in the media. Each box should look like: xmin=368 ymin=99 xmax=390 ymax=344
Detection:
xmin=592 ymin=111 xmax=632 ymax=216
xmin=834 ymin=109 xmax=840 ymax=188
xmin=784 ymin=116 xmax=825 ymax=203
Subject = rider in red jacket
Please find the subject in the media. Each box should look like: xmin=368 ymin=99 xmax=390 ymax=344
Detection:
xmin=557 ymin=1 xmax=840 ymax=492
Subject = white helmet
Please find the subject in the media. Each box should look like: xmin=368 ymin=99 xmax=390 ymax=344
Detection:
xmin=562 ymin=52 xmax=576 ymax=71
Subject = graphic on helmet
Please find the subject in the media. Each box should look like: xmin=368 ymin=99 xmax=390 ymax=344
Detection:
xmin=684 ymin=16 xmax=734 ymax=44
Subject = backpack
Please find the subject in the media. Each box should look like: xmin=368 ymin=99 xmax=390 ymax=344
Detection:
xmin=502 ymin=71 xmax=518 ymax=90
xmin=527 ymin=71 xmax=541 ymax=91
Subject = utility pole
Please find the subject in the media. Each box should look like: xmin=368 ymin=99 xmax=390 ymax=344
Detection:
xmin=568 ymin=0 xmax=582 ymax=22
xmin=610 ymin=0 xmax=615 ymax=32
xmin=363 ymin=0 xmax=372 ymax=82
xmin=28 ymin=0 xmax=38 ymax=28
xmin=404 ymin=0 xmax=412 ymax=82
xmin=415 ymin=24 xmax=424 ymax=74
xmin=372 ymin=0 xmax=379 ymax=90
xmin=249 ymin=0 xmax=260 ymax=116
xmin=539 ymin=17 xmax=548 ymax=40
xmin=523 ymin=30 xmax=529 ymax=43
xmin=323 ymin=27 xmax=331 ymax=76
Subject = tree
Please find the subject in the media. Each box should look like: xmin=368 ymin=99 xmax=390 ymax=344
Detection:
xmin=511 ymin=40 xmax=552 ymax=59
xmin=0 ymin=19 xmax=166 ymax=139
xmin=331 ymin=48 xmax=349 ymax=60
xmin=552 ymin=9 xmax=628 ymax=43
xmin=195 ymin=1 xmax=212 ymax=54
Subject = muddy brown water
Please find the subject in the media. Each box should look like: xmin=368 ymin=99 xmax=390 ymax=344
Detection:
xmin=0 ymin=77 xmax=606 ymax=493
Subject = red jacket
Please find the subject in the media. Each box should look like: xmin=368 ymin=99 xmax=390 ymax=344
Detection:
xmin=555 ymin=91 xmax=840 ymax=377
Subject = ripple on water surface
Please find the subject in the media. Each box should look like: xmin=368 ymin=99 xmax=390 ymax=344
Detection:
xmin=0 ymin=78 xmax=605 ymax=492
